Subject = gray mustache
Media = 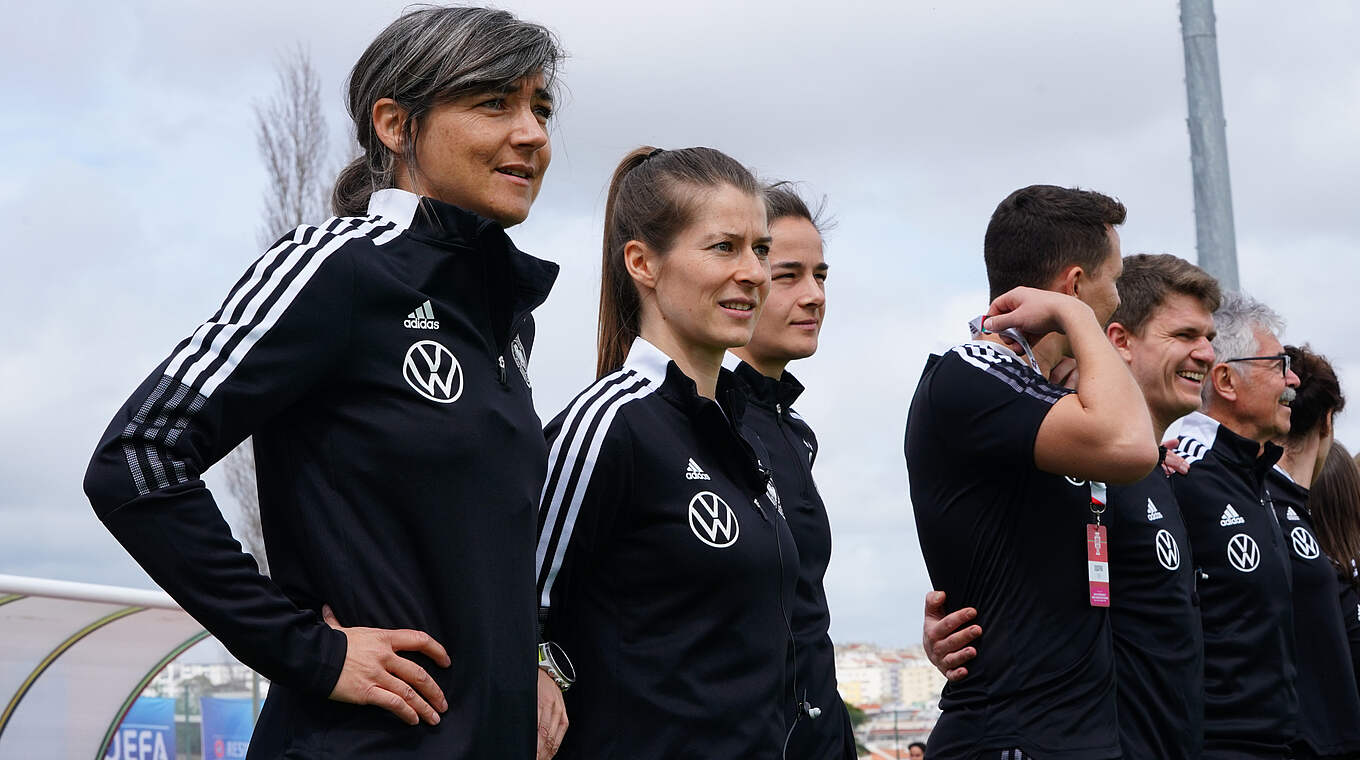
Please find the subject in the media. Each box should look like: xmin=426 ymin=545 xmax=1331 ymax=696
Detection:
xmin=1280 ymin=387 xmax=1297 ymax=405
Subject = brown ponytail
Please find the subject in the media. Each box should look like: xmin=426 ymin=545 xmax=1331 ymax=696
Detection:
xmin=595 ymin=146 xmax=761 ymax=378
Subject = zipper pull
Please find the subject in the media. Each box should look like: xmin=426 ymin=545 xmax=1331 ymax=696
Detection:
xmin=776 ymin=403 xmax=782 ymax=414
xmin=497 ymin=355 xmax=508 ymax=385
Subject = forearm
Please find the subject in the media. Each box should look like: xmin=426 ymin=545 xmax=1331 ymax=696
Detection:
xmin=1062 ymin=303 xmax=1154 ymax=448
xmin=99 ymin=483 xmax=346 ymax=696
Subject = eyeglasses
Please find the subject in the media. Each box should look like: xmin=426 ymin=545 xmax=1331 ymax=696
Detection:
xmin=1223 ymin=354 xmax=1291 ymax=377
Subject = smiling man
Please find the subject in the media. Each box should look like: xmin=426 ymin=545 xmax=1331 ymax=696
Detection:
xmin=1100 ymin=254 xmax=1220 ymax=759
xmin=1165 ymin=292 xmax=1302 ymax=759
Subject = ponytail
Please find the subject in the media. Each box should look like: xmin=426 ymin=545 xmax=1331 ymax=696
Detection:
xmin=332 ymin=155 xmax=378 ymax=218
xmin=597 ymin=148 xmax=656 ymax=378
xmin=595 ymin=145 xmax=761 ymax=377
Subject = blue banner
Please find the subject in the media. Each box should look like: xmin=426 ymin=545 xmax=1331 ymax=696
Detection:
xmin=104 ymin=696 xmax=175 ymax=760
xmin=200 ymin=696 xmax=254 ymax=760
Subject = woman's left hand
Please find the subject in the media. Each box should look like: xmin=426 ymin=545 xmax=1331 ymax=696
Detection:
xmin=536 ymin=669 xmax=568 ymax=759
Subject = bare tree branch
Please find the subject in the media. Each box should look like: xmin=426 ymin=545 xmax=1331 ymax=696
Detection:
xmin=222 ymin=46 xmax=332 ymax=575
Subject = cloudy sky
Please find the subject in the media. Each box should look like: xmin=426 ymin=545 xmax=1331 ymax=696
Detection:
xmin=3 ymin=1 xmax=1357 ymax=649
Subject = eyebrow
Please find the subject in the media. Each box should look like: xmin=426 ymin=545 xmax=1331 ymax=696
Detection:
xmin=712 ymin=232 xmax=773 ymax=245
xmin=772 ymin=261 xmax=830 ymax=271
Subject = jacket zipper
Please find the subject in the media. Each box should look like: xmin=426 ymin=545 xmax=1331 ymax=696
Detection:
xmin=775 ymin=404 xmax=814 ymax=495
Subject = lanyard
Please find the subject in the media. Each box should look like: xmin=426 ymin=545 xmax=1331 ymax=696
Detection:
xmin=967 ymin=315 xmax=1041 ymax=373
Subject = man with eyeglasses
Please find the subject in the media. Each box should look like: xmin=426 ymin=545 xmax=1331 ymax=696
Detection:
xmin=1165 ymin=291 xmax=1302 ymax=759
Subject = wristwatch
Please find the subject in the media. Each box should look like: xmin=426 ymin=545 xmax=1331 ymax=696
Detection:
xmin=537 ymin=641 xmax=575 ymax=692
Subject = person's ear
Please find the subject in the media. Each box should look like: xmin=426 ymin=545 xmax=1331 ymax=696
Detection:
xmin=372 ymin=98 xmax=408 ymax=155
xmin=1052 ymin=265 xmax=1082 ymax=298
xmin=1106 ymin=322 xmax=1134 ymax=362
xmin=1210 ymin=363 xmax=1238 ymax=402
xmin=624 ymin=240 xmax=660 ymax=291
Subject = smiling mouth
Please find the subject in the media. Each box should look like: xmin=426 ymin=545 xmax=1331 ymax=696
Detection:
xmin=719 ymin=300 xmax=754 ymax=313
xmin=496 ymin=168 xmax=533 ymax=180
xmin=1176 ymin=370 xmax=1205 ymax=384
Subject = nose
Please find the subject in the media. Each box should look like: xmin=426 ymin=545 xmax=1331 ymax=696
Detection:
xmin=1191 ymin=336 xmax=1215 ymax=365
xmin=510 ymin=104 xmax=549 ymax=152
xmin=798 ymin=277 xmax=826 ymax=310
xmin=736 ymin=247 xmax=770 ymax=290
xmin=1285 ymin=366 xmax=1301 ymax=388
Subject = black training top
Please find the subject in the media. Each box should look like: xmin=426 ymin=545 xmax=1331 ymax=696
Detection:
xmin=84 ymin=189 xmax=557 ymax=759
xmin=906 ymin=341 xmax=1119 ymax=760
xmin=730 ymin=359 xmax=857 ymax=760
xmin=1265 ymin=467 xmax=1360 ymax=757
xmin=1107 ymin=459 xmax=1204 ymax=760
xmin=536 ymin=338 xmax=799 ymax=759
xmin=1167 ymin=411 xmax=1298 ymax=758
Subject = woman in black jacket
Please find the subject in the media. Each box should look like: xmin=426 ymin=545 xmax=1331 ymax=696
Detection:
xmin=84 ymin=7 xmax=567 ymax=758
xmin=535 ymin=146 xmax=799 ymax=758
xmin=728 ymin=183 xmax=857 ymax=759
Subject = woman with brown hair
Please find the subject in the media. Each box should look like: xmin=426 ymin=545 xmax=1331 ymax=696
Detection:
xmin=1310 ymin=440 xmax=1360 ymax=689
xmin=534 ymin=146 xmax=799 ymax=757
xmin=1269 ymin=344 xmax=1360 ymax=758
xmin=1312 ymin=440 xmax=1360 ymax=584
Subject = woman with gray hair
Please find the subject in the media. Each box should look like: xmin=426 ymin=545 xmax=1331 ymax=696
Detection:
xmin=85 ymin=7 xmax=569 ymax=758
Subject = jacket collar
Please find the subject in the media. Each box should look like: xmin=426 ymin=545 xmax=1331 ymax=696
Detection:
xmin=623 ymin=338 xmax=746 ymax=423
xmin=1168 ymin=410 xmax=1283 ymax=472
xmin=728 ymin=358 xmax=805 ymax=411
xmin=369 ymin=188 xmax=500 ymax=246
xmin=1267 ymin=465 xmax=1310 ymax=505
xmin=625 ymin=338 xmax=765 ymax=491
xmin=368 ymin=188 xmax=559 ymax=322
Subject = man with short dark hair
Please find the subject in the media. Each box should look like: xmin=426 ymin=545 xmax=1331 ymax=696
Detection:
xmin=906 ymin=185 xmax=1157 ymax=759
xmin=909 ymin=740 xmax=928 ymax=760
xmin=1166 ymin=292 xmax=1301 ymax=759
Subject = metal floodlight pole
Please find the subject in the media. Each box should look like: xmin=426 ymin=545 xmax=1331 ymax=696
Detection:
xmin=1180 ymin=0 xmax=1240 ymax=291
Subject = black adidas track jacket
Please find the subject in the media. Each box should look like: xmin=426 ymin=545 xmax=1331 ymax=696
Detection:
xmin=84 ymin=189 xmax=558 ymax=759
xmin=729 ymin=359 xmax=856 ymax=760
xmin=535 ymin=338 xmax=799 ymax=759
xmin=1264 ymin=467 xmax=1360 ymax=758
xmin=1167 ymin=411 xmax=1298 ymax=759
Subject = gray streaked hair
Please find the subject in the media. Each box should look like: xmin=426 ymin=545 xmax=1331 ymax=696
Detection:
xmin=332 ymin=6 xmax=564 ymax=217
xmin=1212 ymin=291 xmax=1286 ymax=365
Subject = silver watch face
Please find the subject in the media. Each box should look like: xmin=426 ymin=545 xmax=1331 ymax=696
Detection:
xmin=542 ymin=641 xmax=575 ymax=683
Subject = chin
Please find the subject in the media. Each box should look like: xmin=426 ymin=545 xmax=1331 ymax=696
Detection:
xmin=780 ymin=339 xmax=818 ymax=362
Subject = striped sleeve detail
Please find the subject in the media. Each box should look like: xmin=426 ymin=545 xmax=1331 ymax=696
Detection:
xmin=116 ymin=215 xmax=396 ymax=496
xmin=1174 ymin=435 xmax=1210 ymax=467
xmin=949 ymin=343 xmax=1070 ymax=405
xmin=535 ymin=370 xmax=657 ymax=607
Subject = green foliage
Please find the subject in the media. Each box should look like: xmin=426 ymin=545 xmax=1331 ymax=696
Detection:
xmin=845 ymin=699 xmax=868 ymax=727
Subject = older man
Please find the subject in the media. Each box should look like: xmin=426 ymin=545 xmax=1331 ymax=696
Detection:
xmin=1165 ymin=292 xmax=1302 ymax=759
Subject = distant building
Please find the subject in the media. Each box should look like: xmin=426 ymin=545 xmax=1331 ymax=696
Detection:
xmin=145 ymin=660 xmax=269 ymax=704
xmin=835 ymin=642 xmax=945 ymax=708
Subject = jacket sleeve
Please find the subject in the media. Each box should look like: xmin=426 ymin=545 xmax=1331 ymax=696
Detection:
xmin=534 ymin=387 xmax=635 ymax=640
xmin=83 ymin=222 xmax=368 ymax=697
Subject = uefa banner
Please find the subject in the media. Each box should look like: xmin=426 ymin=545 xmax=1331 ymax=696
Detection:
xmin=103 ymin=697 xmax=175 ymax=760
xmin=200 ymin=697 xmax=254 ymax=760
